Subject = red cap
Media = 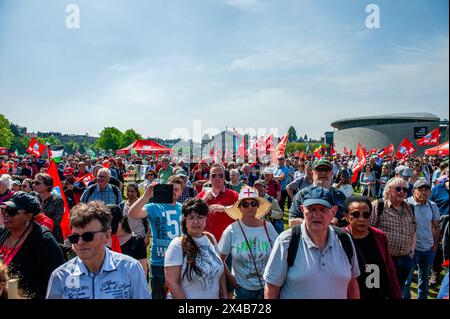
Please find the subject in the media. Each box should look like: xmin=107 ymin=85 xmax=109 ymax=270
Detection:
xmin=63 ymin=167 xmax=75 ymax=176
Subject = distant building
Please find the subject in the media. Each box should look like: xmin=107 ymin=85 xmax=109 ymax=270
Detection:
xmin=331 ymin=113 xmax=442 ymax=154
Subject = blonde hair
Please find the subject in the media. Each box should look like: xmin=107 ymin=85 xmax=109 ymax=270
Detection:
xmin=383 ymin=177 xmax=408 ymax=200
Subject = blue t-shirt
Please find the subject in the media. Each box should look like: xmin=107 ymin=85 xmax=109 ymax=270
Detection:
xmin=273 ymin=166 xmax=290 ymax=190
xmin=145 ymin=202 xmax=183 ymax=266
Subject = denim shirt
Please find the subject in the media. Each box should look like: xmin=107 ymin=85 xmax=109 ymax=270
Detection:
xmin=46 ymin=248 xmax=151 ymax=299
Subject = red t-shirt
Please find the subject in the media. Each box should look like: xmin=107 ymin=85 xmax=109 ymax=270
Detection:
xmin=197 ymin=188 xmax=239 ymax=242
xmin=266 ymin=180 xmax=280 ymax=199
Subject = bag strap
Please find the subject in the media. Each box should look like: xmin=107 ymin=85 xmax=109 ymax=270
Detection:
xmin=331 ymin=226 xmax=353 ymax=266
xmin=262 ymin=221 xmax=273 ymax=249
xmin=287 ymin=224 xmax=301 ymax=268
xmin=237 ymin=220 xmax=265 ymax=289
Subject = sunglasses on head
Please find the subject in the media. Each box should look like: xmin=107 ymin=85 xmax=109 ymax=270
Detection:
xmin=350 ymin=211 xmax=371 ymax=219
xmin=393 ymin=186 xmax=408 ymax=193
xmin=68 ymin=230 xmax=104 ymax=244
xmin=240 ymin=200 xmax=259 ymax=208
xmin=211 ymin=174 xmax=224 ymax=179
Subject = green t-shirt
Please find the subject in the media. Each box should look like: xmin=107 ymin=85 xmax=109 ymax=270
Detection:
xmin=159 ymin=166 xmax=173 ymax=184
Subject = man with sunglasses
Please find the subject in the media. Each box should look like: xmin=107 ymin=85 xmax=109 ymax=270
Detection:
xmin=403 ymin=180 xmax=440 ymax=299
xmin=46 ymin=201 xmax=151 ymax=299
xmin=343 ymin=196 xmax=402 ymax=299
xmin=289 ymin=159 xmax=347 ymax=228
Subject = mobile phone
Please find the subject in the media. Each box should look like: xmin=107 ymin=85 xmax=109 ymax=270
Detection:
xmin=153 ymin=184 xmax=174 ymax=204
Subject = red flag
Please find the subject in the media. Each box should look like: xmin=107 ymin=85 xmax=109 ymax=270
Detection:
xmin=102 ymin=160 xmax=110 ymax=169
xmin=214 ymin=147 xmax=222 ymax=164
xmin=265 ymin=134 xmax=274 ymax=154
xmin=349 ymin=149 xmax=353 ymax=157
xmin=370 ymin=147 xmax=377 ymax=154
xmin=272 ymin=134 xmax=289 ymax=163
xmin=47 ymin=160 xmax=71 ymax=239
xmin=75 ymin=172 xmax=95 ymax=186
xmin=237 ymin=138 xmax=247 ymax=158
xmin=417 ymin=128 xmax=440 ymax=146
xmin=209 ymin=147 xmax=214 ymax=157
xmin=343 ymin=146 xmax=349 ymax=156
xmin=351 ymin=144 xmax=367 ymax=183
xmin=26 ymin=138 xmax=47 ymax=157
xmin=384 ymin=144 xmax=394 ymax=157
xmin=395 ymin=138 xmax=416 ymax=160
xmin=330 ymin=143 xmax=337 ymax=156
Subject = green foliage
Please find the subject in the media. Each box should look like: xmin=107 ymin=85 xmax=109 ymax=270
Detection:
xmin=66 ymin=140 xmax=80 ymax=154
xmin=9 ymin=136 xmax=30 ymax=154
xmin=120 ymin=129 xmax=143 ymax=148
xmin=96 ymin=127 xmax=123 ymax=152
xmin=286 ymin=142 xmax=322 ymax=155
xmin=288 ymin=126 xmax=298 ymax=142
xmin=0 ymin=114 xmax=14 ymax=148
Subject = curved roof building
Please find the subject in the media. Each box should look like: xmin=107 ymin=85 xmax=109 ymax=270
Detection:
xmin=331 ymin=113 xmax=441 ymax=155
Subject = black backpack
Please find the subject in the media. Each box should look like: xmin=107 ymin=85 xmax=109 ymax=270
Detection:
xmin=86 ymin=184 xmax=121 ymax=205
xmin=287 ymin=224 xmax=354 ymax=268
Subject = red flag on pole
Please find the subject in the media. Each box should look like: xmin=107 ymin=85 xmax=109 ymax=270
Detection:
xmin=417 ymin=128 xmax=440 ymax=146
xmin=75 ymin=172 xmax=95 ymax=186
xmin=395 ymin=138 xmax=416 ymax=160
xmin=237 ymin=138 xmax=247 ymax=158
xmin=26 ymin=138 xmax=47 ymax=157
xmin=351 ymin=144 xmax=367 ymax=183
xmin=272 ymin=134 xmax=288 ymax=163
xmin=265 ymin=134 xmax=274 ymax=154
xmin=47 ymin=160 xmax=71 ymax=239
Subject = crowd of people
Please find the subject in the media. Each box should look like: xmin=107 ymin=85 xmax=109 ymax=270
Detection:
xmin=0 ymin=150 xmax=448 ymax=299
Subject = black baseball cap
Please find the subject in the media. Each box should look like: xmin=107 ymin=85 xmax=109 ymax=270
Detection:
xmin=2 ymin=191 xmax=42 ymax=216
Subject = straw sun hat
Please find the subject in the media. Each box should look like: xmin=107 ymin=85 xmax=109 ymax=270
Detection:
xmin=224 ymin=187 xmax=271 ymax=220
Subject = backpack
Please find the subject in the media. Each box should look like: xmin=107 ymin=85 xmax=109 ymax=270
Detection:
xmin=287 ymin=224 xmax=354 ymax=268
xmin=86 ymin=184 xmax=120 ymax=205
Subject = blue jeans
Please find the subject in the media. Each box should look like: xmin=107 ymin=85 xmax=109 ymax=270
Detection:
xmin=403 ymin=249 xmax=435 ymax=299
xmin=234 ymin=287 xmax=264 ymax=299
xmin=437 ymin=271 xmax=449 ymax=299
xmin=392 ymin=255 xmax=414 ymax=295
xmin=272 ymin=219 xmax=284 ymax=234
xmin=150 ymin=265 xmax=166 ymax=299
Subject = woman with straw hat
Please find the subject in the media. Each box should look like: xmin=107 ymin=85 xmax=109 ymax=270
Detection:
xmin=218 ymin=186 xmax=278 ymax=299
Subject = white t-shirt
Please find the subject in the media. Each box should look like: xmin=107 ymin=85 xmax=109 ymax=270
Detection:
xmin=219 ymin=221 xmax=278 ymax=290
xmin=332 ymin=184 xmax=354 ymax=198
xmin=164 ymin=235 xmax=224 ymax=299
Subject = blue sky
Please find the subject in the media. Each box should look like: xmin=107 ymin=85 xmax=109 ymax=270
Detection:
xmin=0 ymin=0 xmax=448 ymax=141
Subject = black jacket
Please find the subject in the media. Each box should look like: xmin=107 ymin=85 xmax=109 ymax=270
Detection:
xmin=0 ymin=222 xmax=66 ymax=299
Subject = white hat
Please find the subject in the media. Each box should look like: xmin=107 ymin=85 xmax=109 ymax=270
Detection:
xmin=224 ymin=187 xmax=271 ymax=220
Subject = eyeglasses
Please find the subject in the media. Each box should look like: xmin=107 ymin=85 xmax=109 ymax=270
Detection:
xmin=0 ymin=206 xmax=24 ymax=217
xmin=392 ymin=187 xmax=409 ymax=193
xmin=240 ymin=200 xmax=259 ymax=208
xmin=350 ymin=211 xmax=371 ymax=219
xmin=68 ymin=231 xmax=104 ymax=244
xmin=32 ymin=180 xmax=42 ymax=185
xmin=211 ymin=174 xmax=224 ymax=179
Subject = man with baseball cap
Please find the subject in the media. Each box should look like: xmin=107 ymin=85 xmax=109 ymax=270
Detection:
xmin=289 ymin=158 xmax=347 ymax=228
xmin=404 ymin=179 xmax=441 ymax=299
xmin=62 ymin=166 xmax=86 ymax=207
xmin=264 ymin=186 xmax=360 ymax=299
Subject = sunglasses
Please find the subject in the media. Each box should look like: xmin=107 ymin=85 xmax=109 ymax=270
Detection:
xmin=211 ymin=174 xmax=224 ymax=179
xmin=0 ymin=206 xmax=23 ymax=217
xmin=240 ymin=200 xmax=259 ymax=208
xmin=350 ymin=211 xmax=371 ymax=219
xmin=392 ymin=187 xmax=408 ymax=193
xmin=68 ymin=231 xmax=104 ymax=244
xmin=32 ymin=180 xmax=42 ymax=185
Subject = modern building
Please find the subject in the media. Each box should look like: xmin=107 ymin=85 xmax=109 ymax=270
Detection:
xmin=331 ymin=113 xmax=443 ymax=155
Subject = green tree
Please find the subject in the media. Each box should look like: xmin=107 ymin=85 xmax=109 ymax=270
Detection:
xmin=96 ymin=127 xmax=123 ymax=152
xmin=120 ymin=129 xmax=143 ymax=148
xmin=10 ymin=136 xmax=30 ymax=154
xmin=287 ymin=126 xmax=298 ymax=142
xmin=65 ymin=140 xmax=80 ymax=154
xmin=0 ymin=114 xmax=14 ymax=148
xmin=44 ymin=136 xmax=62 ymax=146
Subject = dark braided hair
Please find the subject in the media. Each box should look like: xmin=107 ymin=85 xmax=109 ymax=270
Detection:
xmin=181 ymin=198 xmax=209 ymax=282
